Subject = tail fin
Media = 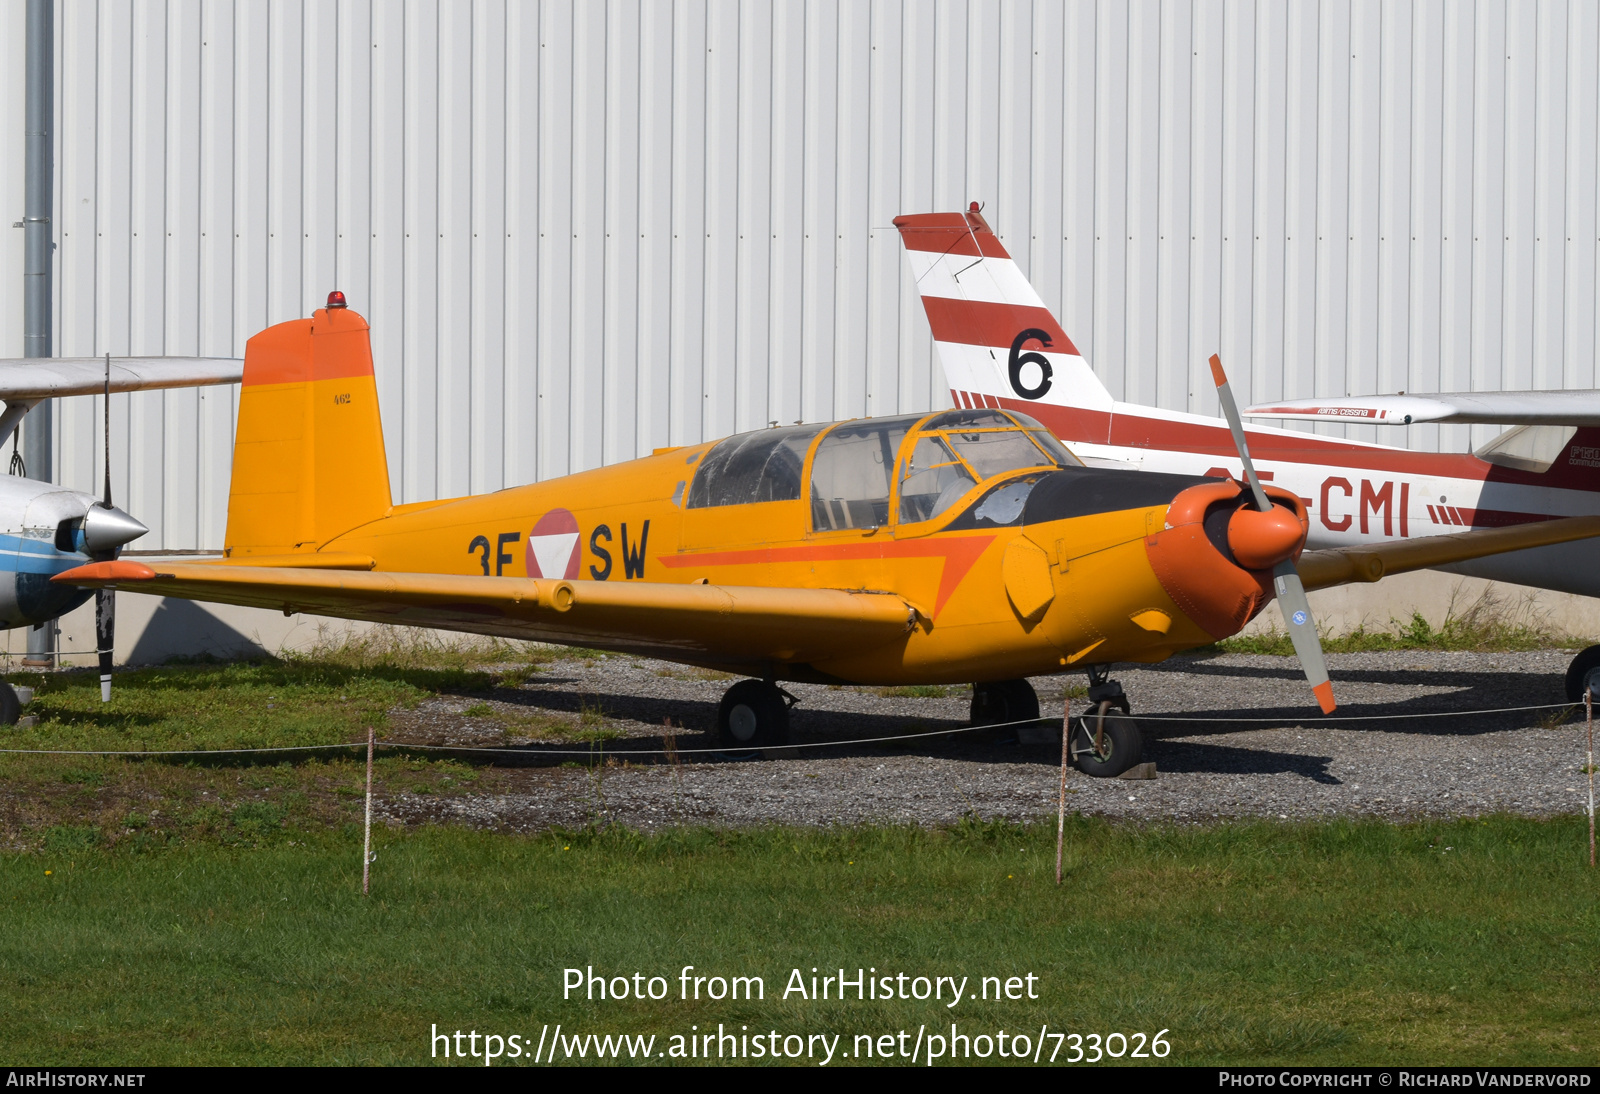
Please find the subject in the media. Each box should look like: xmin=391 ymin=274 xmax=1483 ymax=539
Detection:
xmin=223 ymin=301 xmax=392 ymax=556
xmin=893 ymin=205 xmax=1112 ymax=417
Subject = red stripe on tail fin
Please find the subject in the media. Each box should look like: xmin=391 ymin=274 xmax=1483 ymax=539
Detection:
xmin=892 ymin=208 xmax=1013 ymax=259
xmin=920 ymin=297 xmax=1072 ymax=352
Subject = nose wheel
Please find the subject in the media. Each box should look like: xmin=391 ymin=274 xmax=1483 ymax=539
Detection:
xmin=1070 ymin=669 xmax=1143 ymax=777
xmin=716 ymin=680 xmax=796 ymax=749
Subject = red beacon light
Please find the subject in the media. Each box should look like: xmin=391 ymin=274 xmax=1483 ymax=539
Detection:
xmin=326 ymin=290 xmax=348 ymax=309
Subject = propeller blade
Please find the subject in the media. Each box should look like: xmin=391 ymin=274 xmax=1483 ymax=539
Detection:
xmin=102 ymin=352 xmax=112 ymax=508
xmin=1207 ymin=355 xmax=1272 ymax=511
xmin=1208 ymin=353 xmax=1336 ymax=713
xmin=1271 ymin=561 xmax=1335 ymax=713
xmin=97 ymin=356 xmax=116 ymax=702
xmin=95 ymin=587 xmax=114 ymax=703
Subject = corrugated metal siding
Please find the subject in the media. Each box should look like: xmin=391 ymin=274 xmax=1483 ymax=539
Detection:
xmin=7 ymin=0 xmax=1600 ymax=549
xmin=0 ymin=0 xmax=24 ymax=364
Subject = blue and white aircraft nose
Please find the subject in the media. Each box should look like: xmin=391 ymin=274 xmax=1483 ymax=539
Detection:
xmin=82 ymin=505 xmax=148 ymax=554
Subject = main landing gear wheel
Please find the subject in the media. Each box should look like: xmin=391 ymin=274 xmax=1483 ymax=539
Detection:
xmin=716 ymin=680 xmax=793 ymax=750
xmin=1070 ymin=703 xmax=1143 ymax=777
xmin=970 ymin=679 xmax=1040 ymax=727
xmin=1565 ymin=645 xmax=1600 ymax=703
xmin=0 ymin=682 xmax=19 ymax=726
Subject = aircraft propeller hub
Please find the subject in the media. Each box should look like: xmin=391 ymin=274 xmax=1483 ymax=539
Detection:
xmin=1226 ymin=502 xmax=1306 ymax=570
xmin=81 ymin=504 xmax=148 ymax=554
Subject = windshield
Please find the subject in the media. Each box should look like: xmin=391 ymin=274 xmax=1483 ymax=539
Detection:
xmin=895 ymin=408 xmax=1079 ymax=524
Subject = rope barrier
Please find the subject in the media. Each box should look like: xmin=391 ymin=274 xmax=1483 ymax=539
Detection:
xmin=0 ymin=698 xmax=1583 ymax=760
xmin=1119 ymin=701 xmax=1579 ymax=724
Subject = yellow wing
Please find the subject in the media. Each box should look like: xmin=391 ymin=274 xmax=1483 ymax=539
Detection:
xmin=1297 ymin=515 xmax=1600 ymax=590
xmin=55 ymin=561 xmax=917 ymax=671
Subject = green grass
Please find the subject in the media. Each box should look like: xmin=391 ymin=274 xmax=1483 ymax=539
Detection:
xmin=0 ymin=817 xmax=1594 ymax=1065
xmin=1221 ymin=601 xmax=1586 ymax=656
xmin=0 ymin=649 xmax=580 ymax=850
xmin=0 ymin=646 xmax=1592 ymax=1065
xmin=875 ymin=684 xmax=968 ymax=699
xmin=1214 ymin=583 xmax=1592 ymax=657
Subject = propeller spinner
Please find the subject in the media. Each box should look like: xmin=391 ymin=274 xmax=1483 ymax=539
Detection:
xmin=1208 ymin=354 xmax=1336 ymax=714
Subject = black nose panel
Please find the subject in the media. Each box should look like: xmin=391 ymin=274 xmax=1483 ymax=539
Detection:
xmin=16 ymin=573 xmax=92 ymax=625
xmin=1021 ymin=467 xmax=1226 ymax=525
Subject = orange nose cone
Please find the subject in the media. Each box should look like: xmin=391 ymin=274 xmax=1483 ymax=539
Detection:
xmin=1227 ymin=504 xmax=1306 ymax=570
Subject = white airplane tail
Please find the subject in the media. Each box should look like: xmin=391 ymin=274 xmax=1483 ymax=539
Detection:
xmin=893 ymin=205 xmax=1113 ymax=417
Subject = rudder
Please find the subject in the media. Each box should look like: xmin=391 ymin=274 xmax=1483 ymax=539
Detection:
xmin=224 ymin=300 xmax=392 ymax=556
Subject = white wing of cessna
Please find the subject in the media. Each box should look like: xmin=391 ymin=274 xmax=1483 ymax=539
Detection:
xmin=0 ymin=355 xmax=243 ymax=714
xmin=1245 ymin=391 xmax=1600 ymax=427
xmin=0 ymin=356 xmax=242 ymax=395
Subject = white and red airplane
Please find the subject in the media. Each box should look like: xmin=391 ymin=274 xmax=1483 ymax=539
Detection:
xmin=895 ymin=205 xmax=1600 ymax=700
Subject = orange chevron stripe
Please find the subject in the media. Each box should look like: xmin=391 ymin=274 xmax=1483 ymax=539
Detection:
xmin=659 ymin=535 xmax=997 ymax=616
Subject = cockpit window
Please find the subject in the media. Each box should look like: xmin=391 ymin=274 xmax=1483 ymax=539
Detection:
xmin=945 ymin=429 xmax=1057 ymax=478
xmin=898 ymin=435 xmax=976 ymax=522
xmin=687 ymin=424 xmax=825 ymax=508
xmin=893 ymin=408 xmax=1082 ymax=526
xmin=1028 ymin=429 xmax=1079 ymax=467
xmin=809 ymin=416 xmax=920 ymax=530
xmin=1475 ymin=424 xmax=1578 ymax=473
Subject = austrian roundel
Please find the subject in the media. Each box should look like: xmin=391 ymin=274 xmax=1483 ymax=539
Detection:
xmin=525 ymin=509 xmax=581 ymax=579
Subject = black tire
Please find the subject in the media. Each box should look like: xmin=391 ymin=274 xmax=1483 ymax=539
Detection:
xmin=716 ymin=680 xmax=790 ymax=749
xmin=1566 ymin=645 xmax=1600 ymax=703
xmin=0 ymin=682 xmax=20 ymax=726
xmin=970 ymin=679 xmax=1040 ymax=727
xmin=1070 ymin=709 xmax=1142 ymax=777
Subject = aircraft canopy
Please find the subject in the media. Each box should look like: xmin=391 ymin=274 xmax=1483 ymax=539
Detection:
xmin=685 ymin=406 xmax=1080 ymax=532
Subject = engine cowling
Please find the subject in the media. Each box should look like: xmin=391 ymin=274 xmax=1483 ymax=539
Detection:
xmin=0 ymin=478 xmax=148 ymax=629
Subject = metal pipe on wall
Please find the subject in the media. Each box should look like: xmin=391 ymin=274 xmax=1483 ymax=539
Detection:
xmin=23 ymin=0 xmax=53 ymax=664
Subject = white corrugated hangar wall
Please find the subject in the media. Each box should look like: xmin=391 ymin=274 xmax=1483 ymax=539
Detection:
xmin=1 ymin=0 xmax=1597 ymax=553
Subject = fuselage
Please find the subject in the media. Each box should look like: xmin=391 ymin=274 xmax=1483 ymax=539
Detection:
xmin=309 ymin=408 xmax=1297 ymax=684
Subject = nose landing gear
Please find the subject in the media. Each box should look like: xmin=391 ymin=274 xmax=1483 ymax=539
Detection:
xmin=1069 ymin=666 xmax=1143 ymax=777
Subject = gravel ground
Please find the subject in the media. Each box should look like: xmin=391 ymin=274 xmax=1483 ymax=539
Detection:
xmin=376 ymin=649 xmax=1599 ymax=831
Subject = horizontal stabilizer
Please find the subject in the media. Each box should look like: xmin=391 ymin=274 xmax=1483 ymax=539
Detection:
xmin=1297 ymin=515 xmax=1600 ymax=591
xmin=53 ymin=561 xmax=917 ymax=668
xmin=0 ymin=357 xmax=243 ymax=399
xmin=1245 ymin=390 xmax=1600 ymax=426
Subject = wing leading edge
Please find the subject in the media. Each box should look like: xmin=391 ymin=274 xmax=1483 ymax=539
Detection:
xmin=0 ymin=357 xmax=244 ymax=399
xmin=52 ymin=561 xmax=918 ymax=669
xmin=1244 ymin=390 xmax=1600 ymax=426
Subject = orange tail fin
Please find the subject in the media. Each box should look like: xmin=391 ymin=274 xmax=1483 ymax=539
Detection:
xmin=224 ymin=301 xmax=392 ymax=556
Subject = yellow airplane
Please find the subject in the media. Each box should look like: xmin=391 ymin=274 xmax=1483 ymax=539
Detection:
xmin=56 ymin=296 xmax=1600 ymax=775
